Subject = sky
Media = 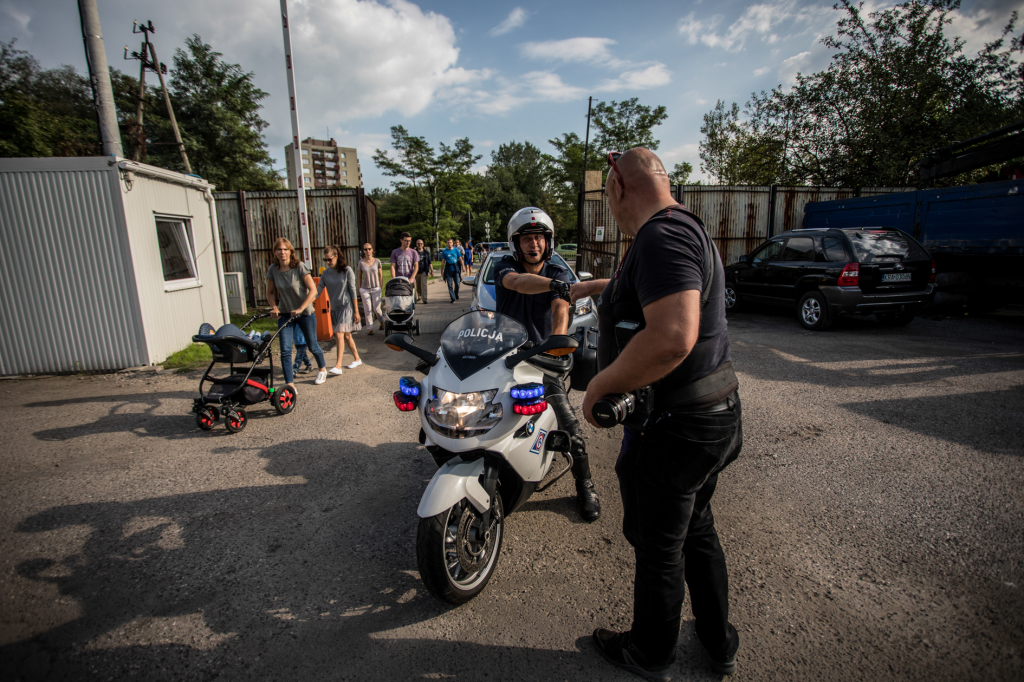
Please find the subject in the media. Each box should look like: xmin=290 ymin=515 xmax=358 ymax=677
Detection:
xmin=2 ymin=0 xmax=1020 ymax=188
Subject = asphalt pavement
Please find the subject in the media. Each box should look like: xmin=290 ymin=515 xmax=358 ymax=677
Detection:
xmin=1 ymin=282 xmax=1022 ymax=681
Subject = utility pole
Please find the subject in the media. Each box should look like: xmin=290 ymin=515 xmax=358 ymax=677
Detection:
xmin=147 ymin=39 xmax=190 ymax=174
xmin=124 ymin=21 xmax=155 ymax=161
xmin=576 ymin=96 xmax=593 ymax=253
xmin=280 ymin=0 xmax=312 ymax=268
xmin=78 ymin=0 xmax=123 ymax=157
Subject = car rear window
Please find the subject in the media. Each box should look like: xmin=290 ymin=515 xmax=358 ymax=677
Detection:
xmin=782 ymin=237 xmax=815 ymax=261
xmin=843 ymin=230 xmax=929 ymax=263
xmin=822 ymin=237 xmax=848 ymax=262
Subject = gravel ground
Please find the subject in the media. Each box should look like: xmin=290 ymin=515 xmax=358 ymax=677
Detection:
xmin=1 ymin=281 xmax=1022 ymax=681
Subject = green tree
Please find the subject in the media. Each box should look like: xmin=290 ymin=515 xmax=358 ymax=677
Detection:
xmin=541 ymin=132 xmax=604 ymax=242
xmin=0 ymin=40 xmax=101 ymax=156
xmin=145 ymin=35 xmax=280 ymax=190
xmin=669 ymin=162 xmax=693 ymax=185
xmin=591 ymin=97 xmax=669 ymax=153
xmin=699 ymin=99 xmax=788 ymax=185
xmin=745 ymin=0 xmax=1023 ymax=186
xmin=372 ymin=125 xmax=481 ymax=243
xmin=474 ymin=140 xmax=549 ymax=228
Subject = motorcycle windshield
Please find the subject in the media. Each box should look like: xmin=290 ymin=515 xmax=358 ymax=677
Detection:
xmin=440 ymin=311 xmax=529 ymax=380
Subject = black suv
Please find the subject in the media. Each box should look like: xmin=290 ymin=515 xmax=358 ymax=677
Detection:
xmin=724 ymin=227 xmax=936 ymax=330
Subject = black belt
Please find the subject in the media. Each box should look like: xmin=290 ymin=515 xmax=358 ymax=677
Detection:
xmin=654 ymin=362 xmax=738 ymax=408
xmin=663 ymin=393 xmax=737 ymax=415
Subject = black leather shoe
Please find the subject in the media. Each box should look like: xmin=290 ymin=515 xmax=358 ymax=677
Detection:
xmin=592 ymin=628 xmax=671 ymax=682
xmin=576 ymin=478 xmax=601 ymax=522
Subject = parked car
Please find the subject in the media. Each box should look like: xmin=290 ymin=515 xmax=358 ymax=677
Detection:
xmin=555 ymin=243 xmax=577 ymax=259
xmin=724 ymin=227 xmax=936 ymax=330
xmin=465 ymin=250 xmax=598 ymax=331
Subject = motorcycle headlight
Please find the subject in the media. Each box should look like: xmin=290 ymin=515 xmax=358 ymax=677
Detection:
xmin=575 ymin=297 xmax=592 ymax=316
xmin=426 ymin=387 xmax=502 ymax=439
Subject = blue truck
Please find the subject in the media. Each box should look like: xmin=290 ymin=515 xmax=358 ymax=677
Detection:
xmin=803 ymin=179 xmax=1024 ymax=311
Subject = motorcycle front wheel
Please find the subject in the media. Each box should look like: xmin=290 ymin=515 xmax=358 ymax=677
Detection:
xmin=416 ymin=494 xmax=504 ymax=604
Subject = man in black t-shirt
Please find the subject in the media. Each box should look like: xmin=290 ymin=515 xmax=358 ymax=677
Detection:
xmin=571 ymin=149 xmax=743 ymax=679
xmin=494 ymin=207 xmax=600 ymax=522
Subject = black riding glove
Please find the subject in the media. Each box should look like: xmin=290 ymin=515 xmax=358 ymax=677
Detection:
xmin=549 ymin=279 xmax=571 ymax=303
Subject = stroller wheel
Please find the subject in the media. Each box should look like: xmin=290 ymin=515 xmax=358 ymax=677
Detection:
xmin=196 ymin=406 xmax=218 ymax=431
xmin=273 ymin=386 xmax=297 ymax=415
xmin=225 ymin=408 xmax=248 ymax=433
xmin=414 ymin=321 xmax=421 ymax=336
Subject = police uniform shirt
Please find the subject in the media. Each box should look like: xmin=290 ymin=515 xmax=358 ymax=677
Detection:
xmin=597 ymin=205 xmax=735 ymax=402
xmin=494 ymin=254 xmax=573 ymax=345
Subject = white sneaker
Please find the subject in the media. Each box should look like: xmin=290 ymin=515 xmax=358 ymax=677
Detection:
xmin=315 ymin=370 xmax=328 ymax=385
xmin=346 ymin=360 xmax=362 ymax=369
xmin=328 ymin=367 xmax=344 ymax=375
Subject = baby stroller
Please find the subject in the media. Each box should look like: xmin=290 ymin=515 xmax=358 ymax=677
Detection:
xmin=190 ymin=311 xmax=298 ymax=434
xmin=383 ymin=276 xmax=420 ymax=336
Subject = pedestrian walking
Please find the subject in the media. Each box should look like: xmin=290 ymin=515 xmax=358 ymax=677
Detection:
xmin=358 ymin=243 xmax=384 ymax=334
xmin=441 ymin=238 xmax=463 ymax=303
xmin=573 ymin=148 xmax=743 ymax=679
xmin=415 ymin=238 xmax=432 ymax=304
xmin=292 ymin=324 xmax=313 ymax=375
xmin=266 ymin=237 xmax=329 ymax=388
xmin=318 ymin=245 xmax=362 ymax=374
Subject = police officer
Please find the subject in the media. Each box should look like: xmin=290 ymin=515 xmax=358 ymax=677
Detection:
xmin=493 ymin=207 xmax=601 ymax=522
xmin=571 ymin=149 xmax=743 ymax=678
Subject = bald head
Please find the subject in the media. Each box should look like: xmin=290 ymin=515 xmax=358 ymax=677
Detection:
xmin=616 ymin=148 xmax=672 ymax=197
xmin=605 ymin=147 xmax=677 ymax=235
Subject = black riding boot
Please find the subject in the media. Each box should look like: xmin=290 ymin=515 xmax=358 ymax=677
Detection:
xmin=544 ymin=374 xmax=601 ymax=522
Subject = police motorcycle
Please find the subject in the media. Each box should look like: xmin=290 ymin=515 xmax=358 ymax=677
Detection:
xmin=385 ymin=310 xmax=584 ymax=604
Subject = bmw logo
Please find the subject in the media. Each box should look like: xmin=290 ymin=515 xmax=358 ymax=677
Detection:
xmin=526 ymin=422 xmax=535 ymax=435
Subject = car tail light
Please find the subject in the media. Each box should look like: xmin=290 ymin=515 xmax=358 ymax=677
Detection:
xmin=838 ymin=262 xmax=859 ymax=286
xmin=513 ymin=399 xmax=547 ymax=415
xmin=929 ymin=259 xmax=937 ymax=284
xmin=393 ymin=391 xmax=416 ymax=411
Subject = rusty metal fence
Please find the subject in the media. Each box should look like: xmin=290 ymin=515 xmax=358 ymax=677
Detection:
xmin=577 ymin=184 xmax=912 ymax=279
xmin=214 ymin=188 xmax=377 ymax=306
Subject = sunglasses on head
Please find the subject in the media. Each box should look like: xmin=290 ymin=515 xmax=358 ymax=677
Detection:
xmin=607 ymin=151 xmax=626 ymax=191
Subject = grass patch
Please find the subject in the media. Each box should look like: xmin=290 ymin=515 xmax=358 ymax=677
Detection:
xmin=230 ymin=312 xmax=277 ymax=333
xmin=163 ymin=343 xmax=212 ymax=371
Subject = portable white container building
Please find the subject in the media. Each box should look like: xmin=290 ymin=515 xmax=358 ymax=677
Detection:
xmin=0 ymin=157 xmax=230 ymax=375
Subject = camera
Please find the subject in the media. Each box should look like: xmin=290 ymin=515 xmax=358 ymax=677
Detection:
xmin=592 ymin=385 xmax=653 ymax=429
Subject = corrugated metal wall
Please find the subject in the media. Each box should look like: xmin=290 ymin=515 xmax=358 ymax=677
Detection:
xmin=120 ymin=172 xmax=225 ymax=365
xmin=215 ymin=189 xmax=367 ymax=305
xmin=0 ymin=158 xmax=148 ymax=374
xmin=577 ymin=184 xmax=916 ymax=279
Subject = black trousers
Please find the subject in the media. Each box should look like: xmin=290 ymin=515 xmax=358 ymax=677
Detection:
xmin=542 ymin=373 xmax=591 ymax=480
xmin=615 ymin=392 xmax=742 ymax=665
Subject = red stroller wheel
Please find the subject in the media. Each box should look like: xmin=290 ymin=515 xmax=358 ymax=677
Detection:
xmin=225 ymin=408 xmax=248 ymax=433
xmin=273 ymin=386 xmax=297 ymax=415
xmin=196 ymin=406 xmax=218 ymax=431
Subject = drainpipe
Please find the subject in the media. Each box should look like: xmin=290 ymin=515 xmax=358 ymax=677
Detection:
xmin=204 ymin=188 xmax=231 ymax=326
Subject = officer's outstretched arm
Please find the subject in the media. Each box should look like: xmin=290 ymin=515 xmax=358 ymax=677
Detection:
xmin=550 ymin=298 xmax=570 ymax=335
xmin=500 ymin=271 xmax=555 ymax=295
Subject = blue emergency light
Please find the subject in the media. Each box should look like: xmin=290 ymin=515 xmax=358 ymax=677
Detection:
xmin=511 ymin=383 xmax=544 ymax=400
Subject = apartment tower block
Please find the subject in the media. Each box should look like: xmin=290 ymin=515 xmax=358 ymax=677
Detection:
xmin=284 ymin=137 xmax=362 ymax=189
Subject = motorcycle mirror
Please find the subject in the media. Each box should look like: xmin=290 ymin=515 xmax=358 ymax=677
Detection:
xmin=385 ymin=333 xmax=440 ymax=367
xmin=545 ymin=347 xmax=575 ymax=356
xmin=504 ymin=334 xmax=579 ymax=368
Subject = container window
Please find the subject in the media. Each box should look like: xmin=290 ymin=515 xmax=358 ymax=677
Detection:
xmin=156 ymin=219 xmax=198 ymax=286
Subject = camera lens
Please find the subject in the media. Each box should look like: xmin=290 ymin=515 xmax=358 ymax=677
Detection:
xmin=592 ymin=393 xmax=635 ymax=428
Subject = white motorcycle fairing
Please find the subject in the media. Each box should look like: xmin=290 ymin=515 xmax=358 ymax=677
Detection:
xmin=417 ymin=457 xmax=489 ymax=517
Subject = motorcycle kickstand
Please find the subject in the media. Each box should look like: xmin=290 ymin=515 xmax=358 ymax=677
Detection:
xmin=535 ymin=451 xmax=574 ymax=493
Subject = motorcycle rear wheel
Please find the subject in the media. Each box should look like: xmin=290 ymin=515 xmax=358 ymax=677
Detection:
xmin=416 ymin=494 xmax=504 ymax=604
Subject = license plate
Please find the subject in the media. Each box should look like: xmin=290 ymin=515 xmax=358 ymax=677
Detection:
xmin=882 ymin=273 xmax=911 ymax=282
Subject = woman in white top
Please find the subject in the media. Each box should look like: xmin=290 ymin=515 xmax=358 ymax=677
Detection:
xmin=357 ymin=243 xmax=384 ymax=334
xmin=317 ymin=245 xmax=362 ymax=374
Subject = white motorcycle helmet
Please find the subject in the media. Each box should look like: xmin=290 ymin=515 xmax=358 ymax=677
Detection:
xmin=507 ymin=207 xmax=555 ymax=263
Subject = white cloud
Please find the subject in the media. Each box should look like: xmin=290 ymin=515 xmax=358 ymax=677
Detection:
xmin=521 ymin=37 xmax=620 ymax=65
xmin=753 ymin=66 xmax=772 ymax=76
xmin=595 ymin=64 xmax=672 ymax=91
xmin=679 ymin=0 xmax=837 ymax=52
xmin=0 ymin=2 xmax=32 ymax=36
xmin=490 ymin=7 xmax=528 ymax=36
xmin=290 ymin=0 xmax=490 ymax=120
xmin=777 ymin=50 xmax=813 ymax=84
